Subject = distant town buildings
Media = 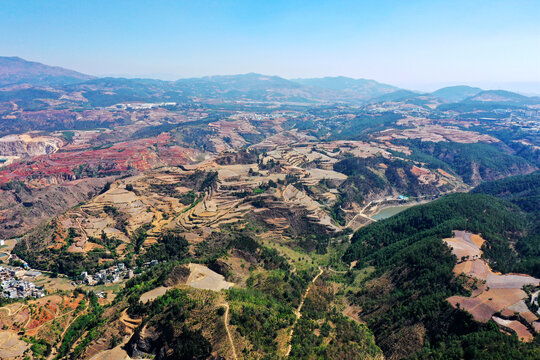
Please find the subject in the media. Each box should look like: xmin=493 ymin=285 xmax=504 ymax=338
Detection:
xmin=0 ymin=266 xmax=44 ymax=299
xmin=110 ymin=102 xmax=177 ymax=110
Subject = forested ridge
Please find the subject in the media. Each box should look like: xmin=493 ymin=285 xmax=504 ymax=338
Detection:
xmin=392 ymin=140 xmax=536 ymax=185
xmin=342 ymin=173 xmax=540 ymax=359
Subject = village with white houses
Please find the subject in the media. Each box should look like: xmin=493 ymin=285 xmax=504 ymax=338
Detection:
xmin=0 ymin=264 xmax=44 ymax=299
xmin=77 ymin=259 xmax=161 ymax=286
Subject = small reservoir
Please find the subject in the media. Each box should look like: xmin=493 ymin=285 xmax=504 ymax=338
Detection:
xmin=371 ymin=204 xmax=415 ymax=220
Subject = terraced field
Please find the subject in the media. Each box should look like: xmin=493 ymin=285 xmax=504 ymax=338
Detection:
xmin=445 ymin=231 xmax=540 ymax=341
xmin=0 ymin=331 xmax=28 ymax=359
xmin=40 ymin=143 xmax=360 ymax=261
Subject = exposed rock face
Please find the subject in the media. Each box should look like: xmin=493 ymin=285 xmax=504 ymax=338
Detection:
xmin=125 ymin=322 xmax=214 ymax=360
xmin=231 ymin=249 xmax=258 ymax=264
xmin=0 ymin=134 xmax=63 ymax=157
xmin=125 ymin=326 xmax=163 ymax=359
xmin=164 ymin=265 xmax=191 ymax=286
xmin=0 ymin=176 xmax=114 ymax=238
xmin=207 ymin=259 xmax=232 ymax=278
xmin=215 ymin=150 xmax=257 ymax=165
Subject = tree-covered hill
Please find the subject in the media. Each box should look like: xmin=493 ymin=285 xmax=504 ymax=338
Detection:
xmin=471 ymin=171 xmax=540 ymax=212
xmin=394 ymin=140 xmax=536 ymax=185
xmin=342 ymin=175 xmax=540 ymax=359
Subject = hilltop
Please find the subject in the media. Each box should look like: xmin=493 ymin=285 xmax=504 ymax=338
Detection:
xmin=431 ymin=85 xmax=483 ymax=102
xmin=464 ymin=90 xmax=540 ymax=105
xmin=0 ymin=56 xmax=94 ymax=86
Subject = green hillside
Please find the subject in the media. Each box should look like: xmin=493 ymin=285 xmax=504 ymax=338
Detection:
xmin=342 ymin=176 xmax=540 ymax=359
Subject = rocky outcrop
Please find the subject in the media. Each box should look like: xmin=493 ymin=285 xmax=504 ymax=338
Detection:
xmin=0 ymin=133 xmax=63 ymax=157
xmin=125 ymin=326 xmax=164 ymax=359
xmin=207 ymin=260 xmax=232 ymax=278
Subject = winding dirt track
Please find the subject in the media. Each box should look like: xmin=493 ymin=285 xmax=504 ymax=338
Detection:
xmin=284 ymin=266 xmax=324 ymax=357
xmin=220 ymin=303 xmax=238 ymax=360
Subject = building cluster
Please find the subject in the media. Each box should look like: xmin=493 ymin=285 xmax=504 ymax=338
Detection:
xmin=78 ymin=260 xmax=160 ymax=286
xmin=111 ymin=102 xmax=177 ymax=110
xmin=0 ymin=266 xmax=44 ymax=299
xmin=519 ymin=109 xmax=540 ymax=118
xmin=79 ymin=262 xmax=132 ymax=286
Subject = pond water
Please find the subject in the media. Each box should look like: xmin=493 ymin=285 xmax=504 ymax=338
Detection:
xmin=371 ymin=204 xmax=415 ymax=221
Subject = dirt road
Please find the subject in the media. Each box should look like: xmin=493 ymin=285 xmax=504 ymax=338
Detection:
xmin=284 ymin=266 xmax=324 ymax=357
xmin=219 ymin=303 xmax=238 ymax=360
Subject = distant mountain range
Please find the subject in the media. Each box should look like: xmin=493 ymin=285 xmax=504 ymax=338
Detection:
xmin=1 ymin=56 xmax=539 ymax=107
xmin=0 ymin=56 xmax=95 ymax=87
xmin=371 ymin=89 xmax=421 ymax=103
xmin=465 ymin=89 xmax=540 ymax=105
xmin=292 ymin=76 xmax=398 ymax=100
xmin=431 ymin=85 xmax=483 ymax=102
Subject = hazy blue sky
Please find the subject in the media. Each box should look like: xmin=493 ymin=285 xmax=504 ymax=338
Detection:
xmin=2 ymin=1 xmax=539 ymax=90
